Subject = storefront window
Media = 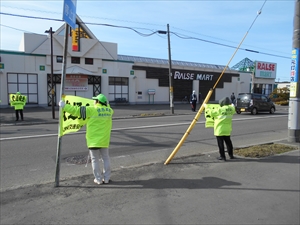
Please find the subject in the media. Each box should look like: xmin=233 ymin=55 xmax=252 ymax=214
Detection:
xmin=56 ymin=56 xmax=63 ymax=63
xmin=85 ymin=58 xmax=93 ymax=65
xmin=7 ymin=73 xmax=38 ymax=104
xmin=71 ymin=57 xmax=80 ymax=64
xmin=108 ymin=77 xmax=129 ymax=103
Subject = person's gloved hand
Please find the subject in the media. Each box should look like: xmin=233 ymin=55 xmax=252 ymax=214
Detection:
xmin=203 ymin=103 xmax=207 ymax=108
xmin=190 ymin=102 xmax=192 ymax=104
xmin=59 ymin=100 xmax=65 ymax=108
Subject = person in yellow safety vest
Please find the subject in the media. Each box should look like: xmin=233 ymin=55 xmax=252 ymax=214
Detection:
xmin=206 ymin=97 xmax=236 ymax=161
xmin=59 ymin=94 xmax=114 ymax=185
xmin=13 ymin=92 xmax=25 ymax=121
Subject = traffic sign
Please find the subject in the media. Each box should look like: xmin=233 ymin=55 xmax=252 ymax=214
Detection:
xmin=63 ymin=0 xmax=77 ymax=29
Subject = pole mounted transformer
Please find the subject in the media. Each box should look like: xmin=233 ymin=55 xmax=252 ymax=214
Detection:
xmin=288 ymin=0 xmax=300 ymax=143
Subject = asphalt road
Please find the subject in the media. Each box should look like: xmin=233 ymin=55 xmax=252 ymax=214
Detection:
xmin=0 ymin=112 xmax=291 ymax=191
xmin=1 ymin=110 xmax=299 ymax=224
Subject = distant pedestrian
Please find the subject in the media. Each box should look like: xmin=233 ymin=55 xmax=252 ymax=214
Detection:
xmin=59 ymin=94 xmax=114 ymax=185
xmin=205 ymin=97 xmax=235 ymax=161
xmin=230 ymin=92 xmax=236 ymax=104
xmin=190 ymin=90 xmax=197 ymax=111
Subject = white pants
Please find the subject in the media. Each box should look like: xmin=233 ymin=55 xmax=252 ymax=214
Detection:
xmin=89 ymin=148 xmax=111 ymax=182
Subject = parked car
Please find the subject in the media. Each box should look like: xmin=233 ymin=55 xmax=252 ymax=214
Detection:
xmin=235 ymin=93 xmax=276 ymax=115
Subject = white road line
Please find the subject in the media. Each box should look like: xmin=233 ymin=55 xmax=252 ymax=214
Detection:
xmin=0 ymin=115 xmax=287 ymax=141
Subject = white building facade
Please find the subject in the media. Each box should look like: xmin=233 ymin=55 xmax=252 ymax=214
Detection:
xmin=0 ymin=18 xmax=274 ymax=108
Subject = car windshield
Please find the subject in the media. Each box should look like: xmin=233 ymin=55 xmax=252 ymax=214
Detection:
xmin=238 ymin=94 xmax=252 ymax=101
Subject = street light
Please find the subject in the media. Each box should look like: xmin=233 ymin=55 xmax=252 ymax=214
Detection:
xmin=158 ymin=24 xmax=174 ymax=114
xmin=45 ymin=27 xmax=55 ymax=119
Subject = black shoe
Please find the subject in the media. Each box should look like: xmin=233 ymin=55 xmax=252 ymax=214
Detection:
xmin=229 ymin=155 xmax=235 ymax=159
xmin=217 ymin=157 xmax=226 ymax=161
xmin=102 ymin=179 xmax=112 ymax=184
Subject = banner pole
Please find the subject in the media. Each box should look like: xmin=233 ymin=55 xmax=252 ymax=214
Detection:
xmin=164 ymin=31 xmax=250 ymax=165
xmin=164 ymin=89 xmax=213 ymax=165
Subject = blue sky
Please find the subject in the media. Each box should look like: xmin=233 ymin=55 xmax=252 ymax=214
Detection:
xmin=0 ymin=0 xmax=294 ymax=82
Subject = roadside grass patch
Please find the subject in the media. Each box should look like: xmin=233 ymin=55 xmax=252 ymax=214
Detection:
xmin=139 ymin=113 xmax=164 ymax=117
xmin=234 ymin=143 xmax=298 ymax=158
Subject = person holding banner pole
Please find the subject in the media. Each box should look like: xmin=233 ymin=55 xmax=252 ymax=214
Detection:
xmin=10 ymin=92 xmax=26 ymax=121
xmin=205 ymin=97 xmax=235 ymax=161
xmin=59 ymin=94 xmax=114 ymax=185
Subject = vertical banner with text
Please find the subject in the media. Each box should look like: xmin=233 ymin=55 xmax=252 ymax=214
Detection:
xmin=290 ymin=48 xmax=299 ymax=97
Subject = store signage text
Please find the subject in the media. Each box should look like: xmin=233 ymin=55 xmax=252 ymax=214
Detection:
xmin=255 ymin=61 xmax=277 ymax=79
xmin=291 ymin=48 xmax=299 ymax=82
xmin=257 ymin=62 xmax=275 ymax=71
xmin=65 ymin=74 xmax=88 ymax=91
xmin=72 ymin=27 xmax=90 ymax=51
xmin=174 ymin=71 xmax=213 ymax=80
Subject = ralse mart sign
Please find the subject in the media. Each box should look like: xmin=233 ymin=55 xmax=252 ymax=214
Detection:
xmin=255 ymin=61 xmax=277 ymax=79
xmin=174 ymin=71 xmax=213 ymax=80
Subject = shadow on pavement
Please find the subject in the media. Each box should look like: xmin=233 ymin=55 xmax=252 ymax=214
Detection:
xmin=59 ymin=176 xmax=241 ymax=189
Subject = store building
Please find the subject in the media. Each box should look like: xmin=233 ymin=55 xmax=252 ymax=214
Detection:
xmin=0 ymin=16 xmax=275 ymax=107
xmin=232 ymin=58 xmax=277 ymax=96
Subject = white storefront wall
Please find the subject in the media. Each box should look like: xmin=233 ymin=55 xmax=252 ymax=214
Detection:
xmin=0 ymin=51 xmax=253 ymax=107
xmin=1 ymin=26 xmax=272 ymax=107
xmin=134 ymin=70 xmax=169 ymax=104
xmin=0 ymin=52 xmax=48 ymax=106
xmin=215 ymin=76 xmax=239 ymax=101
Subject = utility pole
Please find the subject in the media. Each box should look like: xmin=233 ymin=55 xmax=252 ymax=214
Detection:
xmin=50 ymin=27 xmax=55 ymax=119
xmin=158 ymin=25 xmax=174 ymax=114
xmin=45 ymin=27 xmax=55 ymax=119
xmin=288 ymin=0 xmax=300 ymax=143
xmin=167 ymin=24 xmax=174 ymax=114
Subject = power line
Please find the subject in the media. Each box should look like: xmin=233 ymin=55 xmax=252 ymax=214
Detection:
xmin=171 ymin=32 xmax=290 ymax=59
xmin=0 ymin=24 xmax=34 ymax=33
xmin=1 ymin=3 xmax=291 ymax=56
xmin=0 ymin=11 xmax=291 ymax=59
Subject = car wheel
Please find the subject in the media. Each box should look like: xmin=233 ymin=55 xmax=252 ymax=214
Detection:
xmin=251 ymin=108 xmax=257 ymax=115
xmin=236 ymin=110 xmax=241 ymax=114
xmin=270 ymin=107 xmax=275 ymax=114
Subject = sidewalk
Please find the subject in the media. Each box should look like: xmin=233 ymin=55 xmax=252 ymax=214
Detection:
xmin=1 ymin=150 xmax=299 ymax=224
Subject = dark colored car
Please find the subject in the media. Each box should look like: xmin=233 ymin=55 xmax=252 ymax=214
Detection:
xmin=235 ymin=93 xmax=276 ymax=115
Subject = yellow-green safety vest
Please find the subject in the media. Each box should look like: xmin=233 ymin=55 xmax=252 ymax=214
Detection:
xmin=64 ymin=103 xmax=114 ymax=148
xmin=209 ymin=105 xmax=235 ymax=136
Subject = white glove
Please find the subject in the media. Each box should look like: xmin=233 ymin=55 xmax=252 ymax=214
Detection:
xmin=203 ymin=103 xmax=207 ymax=108
xmin=59 ymin=100 xmax=65 ymax=108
